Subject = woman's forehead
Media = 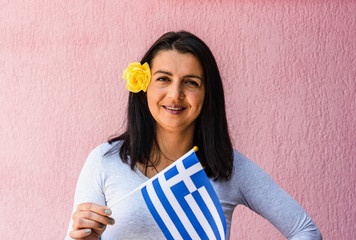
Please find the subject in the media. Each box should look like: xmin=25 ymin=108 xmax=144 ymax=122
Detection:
xmin=150 ymin=50 xmax=203 ymax=76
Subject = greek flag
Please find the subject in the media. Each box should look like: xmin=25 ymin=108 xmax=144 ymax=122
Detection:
xmin=141 ymin=148 xmax=226 ymax=240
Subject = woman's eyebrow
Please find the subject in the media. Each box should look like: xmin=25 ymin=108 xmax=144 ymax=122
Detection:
xmin=184 ymin=74 xmax=202 ymax=80
xmin=153 ymin=70 xmax=202 ymax=80
xmin=153 ymin=70 xmax=172 ymax=76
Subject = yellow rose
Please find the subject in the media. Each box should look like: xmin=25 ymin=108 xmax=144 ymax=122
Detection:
xmin=123 ymin=62 xmax=151 ymax=93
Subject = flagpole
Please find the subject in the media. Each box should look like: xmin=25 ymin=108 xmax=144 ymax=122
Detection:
xmin=108 ymin=148 xmax=196 ymax=208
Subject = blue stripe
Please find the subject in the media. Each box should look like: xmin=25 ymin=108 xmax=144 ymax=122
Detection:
xmin=141 ymin=186 xmax=174 ymax=240
xmin=182 ymin=152 xmax=199 ymax=169
xmin=171 ymin=182 xmax=209 ymax=240
xmin=164 ymin=165 xmax=179 ymax=180
xmin=191 ymin=170 xmax=227 ymax=236
xmin=152 ymin=178 xmax=191 ymax=239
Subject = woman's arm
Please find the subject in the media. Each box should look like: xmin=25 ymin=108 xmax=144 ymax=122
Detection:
xmin=65 ymin=146 xmax=114 ymax=240
xmin=235 ymin=152 xmax=322 ymax=239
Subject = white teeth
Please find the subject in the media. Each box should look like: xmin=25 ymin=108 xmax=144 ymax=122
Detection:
xmin=165 ymin=106 xmax=183 ymax=110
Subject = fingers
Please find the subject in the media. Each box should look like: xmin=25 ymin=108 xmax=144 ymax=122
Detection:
xmin=73 ymin=202 xmax=115 ymax=227
xmin=77 ymin=202 xmax=112 ymax=216
xmin=71 ymin=202 xmax=115 ymax=238
xmin=72 ymin=212 xmax=113 ymax=230
xmin=69 ymin=228 xmax=92 ymax=239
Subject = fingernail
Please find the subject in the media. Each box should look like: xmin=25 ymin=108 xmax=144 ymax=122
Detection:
xmin=85 ymin=229 xmax=91 ymax=234
xmin=99 ymin=223 xmax=104 ymax=228
xmin=105 ymin=209 xmax=111 ymax=215
xmin=109 ymin=219 xmax=114 ymax=224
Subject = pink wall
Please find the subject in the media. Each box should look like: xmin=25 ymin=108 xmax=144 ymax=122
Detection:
xmin=1 ymin=1 xmax=355 ymax=239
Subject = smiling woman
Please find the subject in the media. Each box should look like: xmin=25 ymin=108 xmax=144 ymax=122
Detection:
xmin=65 ymin=31 xmax=322 ymax=239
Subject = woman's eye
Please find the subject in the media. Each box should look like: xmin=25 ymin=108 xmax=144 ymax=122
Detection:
xmin=157 ymin=77 xmax=170 ymax=82
xmin=185 ymin=80 xmax=199 ymax=87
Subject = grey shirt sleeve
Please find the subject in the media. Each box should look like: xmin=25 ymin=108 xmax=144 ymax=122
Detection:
xmin=234 ymin=151 xmax=322 ymax=239
xmin=65 ymin=146 xmax=107 ymax=240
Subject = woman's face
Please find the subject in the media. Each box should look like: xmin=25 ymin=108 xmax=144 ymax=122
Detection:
xmin=147 ymin=50 xmax=205 ymax=134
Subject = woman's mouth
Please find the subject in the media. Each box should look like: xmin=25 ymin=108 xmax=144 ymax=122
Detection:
xmin=163 ymin=105 xmax=186 ymax=115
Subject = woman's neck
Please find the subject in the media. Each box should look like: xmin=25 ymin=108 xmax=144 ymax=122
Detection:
xmin=151 ymin=126 xmax=195 ymax=170
xmin=156 ymin=127 xmax=194 ymax=158
xmin=136 ymin=125 xmax=196 ymax=178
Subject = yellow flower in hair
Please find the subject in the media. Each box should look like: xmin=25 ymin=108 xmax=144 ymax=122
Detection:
xmin=123 ymin=62 xmax=151 ymax=93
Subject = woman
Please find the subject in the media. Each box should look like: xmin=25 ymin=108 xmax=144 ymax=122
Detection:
xmin=66 ymin=31 xmax=322 ymax=239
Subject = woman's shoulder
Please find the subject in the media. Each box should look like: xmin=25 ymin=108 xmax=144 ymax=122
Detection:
xmin=212 ymin=149 xmax=256 ymax=189
xmin=83 ymin=141 xmax=123 ymax=167
xmin=232 ymin=149 xmax=256 ymax=171
xmin=231 ymin=149 xmax=271 ymax=183
xmin=89 ymin=141 xmax=123 ymax=157
xmin=90 ymin=142 xmax=112 ymax=154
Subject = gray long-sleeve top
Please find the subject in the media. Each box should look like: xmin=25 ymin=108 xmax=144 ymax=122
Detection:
xmin=66 ymin=143 xmax=322 ymax=239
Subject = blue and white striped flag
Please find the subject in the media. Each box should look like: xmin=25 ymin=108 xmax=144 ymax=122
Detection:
xmin=141 ymin=148 xmax=226 ymax=240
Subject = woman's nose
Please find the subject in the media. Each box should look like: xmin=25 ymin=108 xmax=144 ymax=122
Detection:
xmin=167 ymin=82 xmax=184 ymax=99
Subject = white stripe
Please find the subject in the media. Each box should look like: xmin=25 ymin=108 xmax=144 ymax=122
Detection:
xmin=198 ymin=187 xmax=225 ymax=240
xmin=158 ymin=175 xmax=200 ymax=239
xmin=185 ymin=193 xmax=217 ymax=239
xmin=146 ymin=183 xmax=182 ymax=239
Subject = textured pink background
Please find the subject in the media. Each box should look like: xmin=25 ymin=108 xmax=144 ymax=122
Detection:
xmin=1 ymin=1 xmax=355 ymax=239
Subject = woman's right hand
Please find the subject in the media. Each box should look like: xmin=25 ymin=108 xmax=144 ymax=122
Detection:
xmin=69 ymin=202 xmax=115 ymax=240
